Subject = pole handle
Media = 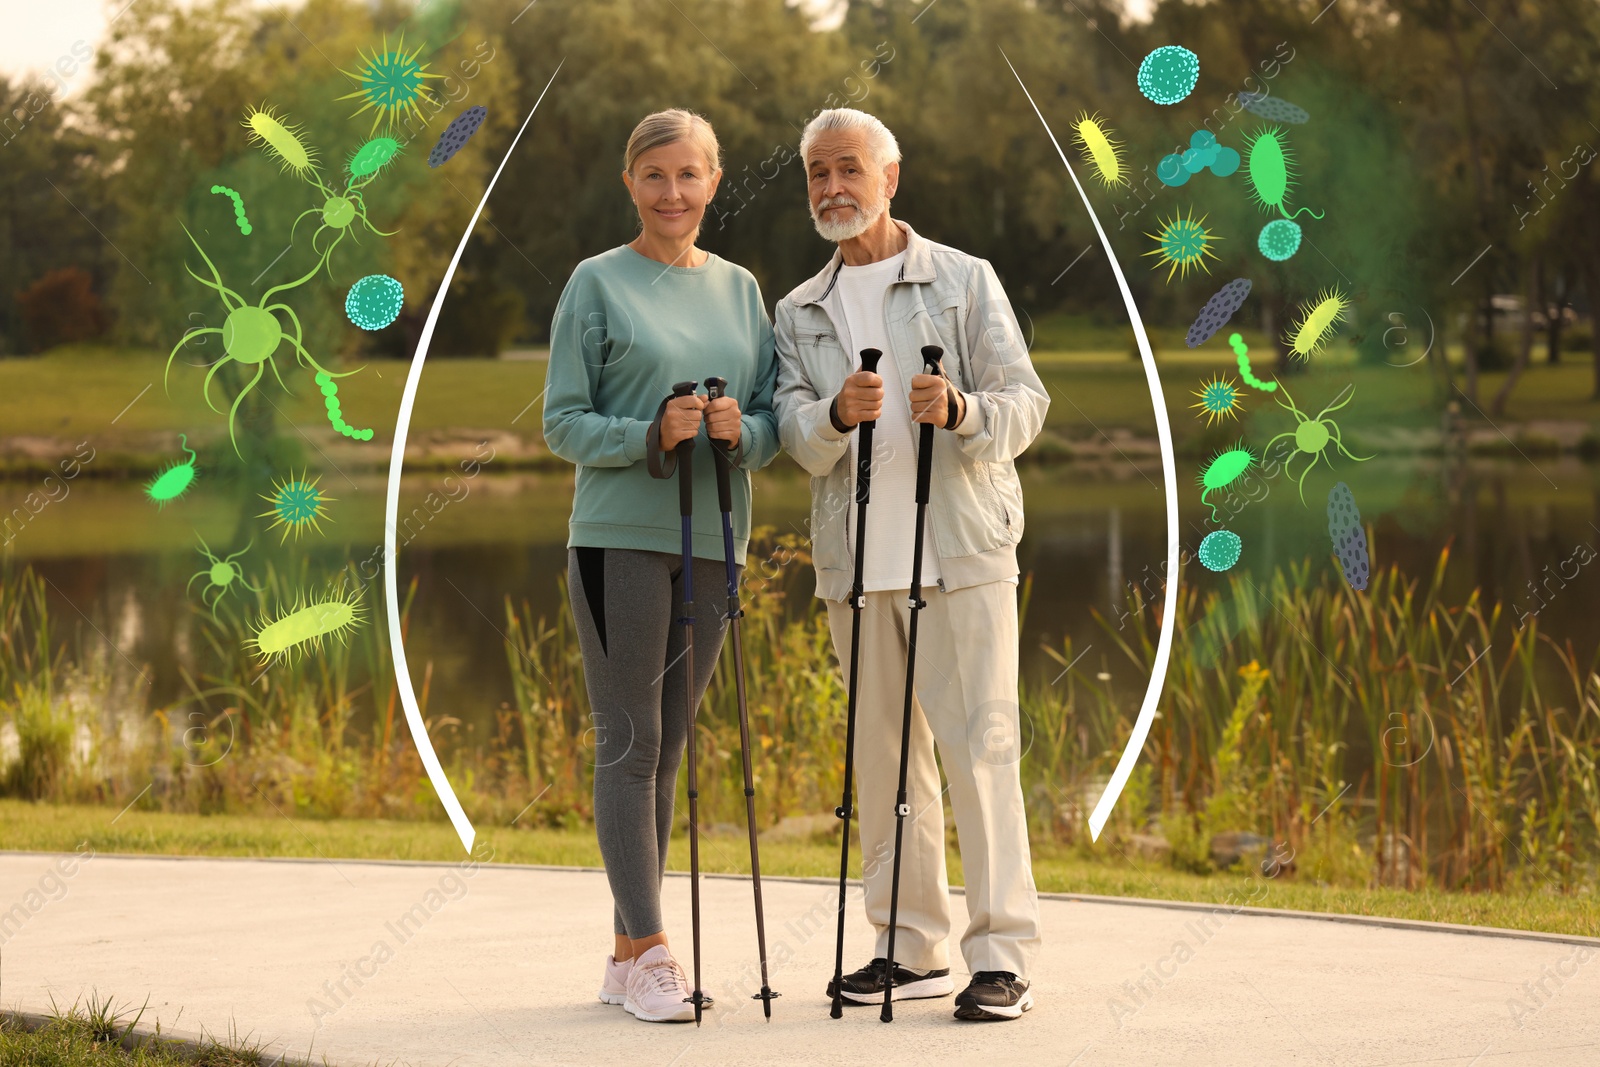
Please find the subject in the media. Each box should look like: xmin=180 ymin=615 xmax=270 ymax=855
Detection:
xmin=704 ymin=375 xmax=735 ymax=514
xmin=672 ymin=380 xmax=697 ymax=517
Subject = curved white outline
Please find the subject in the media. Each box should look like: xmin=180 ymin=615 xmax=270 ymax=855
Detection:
xmin=384 ymin=63 xmax=565 ymax=854
xmin=1002 ymin=51 xmax=1181 ymax=841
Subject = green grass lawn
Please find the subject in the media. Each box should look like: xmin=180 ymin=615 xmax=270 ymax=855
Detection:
xmin=5 ymin=802 xmax=1594 ymax=937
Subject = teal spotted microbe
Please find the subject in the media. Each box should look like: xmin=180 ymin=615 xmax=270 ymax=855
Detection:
xmin=1137 ymin=46 xmax=1200 ymax=105
xmin=345 ymin=273 xmax=404 ymax=331
xmin=1258 ymin=219 xmax=1302 ymax=262
xmin=1198 ymin=529 xmax=1242 ymax=572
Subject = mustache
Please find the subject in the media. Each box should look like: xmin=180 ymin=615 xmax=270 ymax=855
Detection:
xmin=815 ymin=195 xmax=860 ymax=211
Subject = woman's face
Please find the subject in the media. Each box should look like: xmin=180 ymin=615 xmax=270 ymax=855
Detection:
xmin=623 ymin=140 xmax=720 ymax=242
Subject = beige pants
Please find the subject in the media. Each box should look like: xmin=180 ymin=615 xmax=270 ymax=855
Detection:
xmin=825 ymin=579 xmax=1042 ymax=978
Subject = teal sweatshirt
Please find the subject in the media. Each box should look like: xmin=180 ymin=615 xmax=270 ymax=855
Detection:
xmin=542 ymin=245 xmax=780 ymax=565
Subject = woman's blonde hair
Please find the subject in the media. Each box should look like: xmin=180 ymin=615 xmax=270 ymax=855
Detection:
xmin=622 ymin=108 xmax=722 ymax=178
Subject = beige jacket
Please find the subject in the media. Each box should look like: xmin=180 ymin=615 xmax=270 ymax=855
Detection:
xmin=774 ymin=220 xmax=1050 ymax=601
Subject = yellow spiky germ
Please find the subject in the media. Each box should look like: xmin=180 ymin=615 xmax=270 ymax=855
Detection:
xmin=242 ymin=104 xmax=319 ymax=178
xmin=1284 ymin=286 xmax=1351 ymax=361
xmin=1142 ymin=206 xmax=1222 ymax=283
xmin=1190 ymin=374 xmax=1243 ymax=427
xmin=1071 ymin=111 xmax=1126 ymax=188
xmin=336 ymin=32 xmax=445 ymax=136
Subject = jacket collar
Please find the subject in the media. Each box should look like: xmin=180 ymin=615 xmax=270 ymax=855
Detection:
xmin=788 ymin=217 xmax=938 ymax=307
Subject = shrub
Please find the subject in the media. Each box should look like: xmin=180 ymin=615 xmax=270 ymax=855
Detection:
xmin=16 ymin=267 xmax=108 ymax=352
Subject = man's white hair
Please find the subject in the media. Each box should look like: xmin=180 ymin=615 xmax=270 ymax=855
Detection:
xmin=799 ymin=108 xmax=902 ymax=171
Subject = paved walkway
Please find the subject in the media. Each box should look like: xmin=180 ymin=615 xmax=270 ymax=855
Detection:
xmin=2 ymin=851 xmax=1597 ymax=1066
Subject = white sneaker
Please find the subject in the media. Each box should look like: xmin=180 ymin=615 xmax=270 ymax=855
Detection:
xmin=598 ymin=954 xmax=632 ymax=1005
xmin=623 ymin=945 xmax=712 ymax=1023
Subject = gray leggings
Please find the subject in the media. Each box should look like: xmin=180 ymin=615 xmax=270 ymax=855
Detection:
xmin=567 ymin=546 xmax=736 ymax=938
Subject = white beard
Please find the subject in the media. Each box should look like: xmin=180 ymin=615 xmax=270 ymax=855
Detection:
xmin=811 ymin=189 xmax=886 ymax=243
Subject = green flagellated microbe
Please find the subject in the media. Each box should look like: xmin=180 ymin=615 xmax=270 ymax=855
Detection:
xmin=348 ymin=136 xmax=402 ymax=179
xmin=146 ymin=433 xmax=199 ymax=508
xmin=1198 ymin=529 xmax=1242 ymax=572
xmin=1285 ymin=287 xmax=1351 ymax=361
xmin=1230 ymin=333 xmax=1277 ymax=392
xmin=187 ymin=535 xmax=263 ymax=620
xmin=1245 ymin=126 xmax=1323 ymax=221
xmin=251 ymin=587 xmax=365 ymax=664
xmin=1198 ymin=442 xmax=1256 ymax=520
xmin=259 ymin=469 xmax=335 ymax=542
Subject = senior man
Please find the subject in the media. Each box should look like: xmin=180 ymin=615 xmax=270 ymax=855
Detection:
xmin=773 ymin=107 xmax=1050 ymax=1022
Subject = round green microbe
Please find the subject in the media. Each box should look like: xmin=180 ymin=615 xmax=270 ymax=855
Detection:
xmin=222 ymin=306 xmax=283 ymax=365
xmin=1198 ymin=529 xmax=1243 ymax=572
xmin=349 ymin=136 xmax=402 ymax=177
xmin=1137 ymin=45 xmax=1200 ymax=105
xmin=1258 ymin=219 xmax=1302 ymax=261
xmin=345 ymin=273 xmax=404 ymax=331
xmin=322 ymin=197 xmax=357 ymax=229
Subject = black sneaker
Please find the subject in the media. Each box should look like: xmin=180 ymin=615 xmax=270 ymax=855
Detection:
xmin=825 ymin=957 xmax=955 ymax=1004
xmin=953 ymin=971 xmax=1033 ymax=1020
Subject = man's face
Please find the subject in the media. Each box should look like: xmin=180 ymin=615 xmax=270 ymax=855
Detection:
xmin=806 ymin=131 xmax=897 ymax=242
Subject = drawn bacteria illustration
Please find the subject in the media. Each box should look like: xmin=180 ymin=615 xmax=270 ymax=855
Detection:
xmin=1266 ymin=383 xmax=1373 ymax=504
xmin=1198 ymin=529 xmax=1242 ymax=572
xmin=317 ymin=371 xmax=373 ymax=440
xmin=1157 ymin=129 xmax=1240 ymax=187
xmin=1258 ymin=219 xmax=1302 ymax=262
xmin=259 ymin=470 xmax=335 ymax=542
xmin=1199 ymin=442 xmax=1256 ymax=520
xmin=1327 ymin=481 xmax=1370 ymax=590
xmin=1285 ymin=286 xmax=1351 ymax=361
xmin=147 ymin=433 xmax=199 ymax=509
xmin=1238 ymin=91 xmax=1310 ymax=125
xmin=1137 ymin=45 xmax=1200 ymax=105
xmin=244 ymin=105 xmax=319 ymax=179
xmin=1187 ymin=277 xmax=1252 ymax=347
xmin=346 ymin=273 xmax=405 ymax=330
xmin=1245 ymin=126 xmax=1324 ymax=220
xmin=188 ymin=535 xmax=263 ymax=619
xmin=338 ymin=33 xmax=444 ymax=135
xmin=349 ymin=135 xmax=402 ymax=179
xmin=1144 ymin=207 xmax=1222 ymax=282
xmin=210 ymin=185 xmax=252 ymax=235
xmin=1230 ymin=333 xmax=1277 ymax=392
xmin=430 ymin=105 xmax=487 ymax=168
xmin=250 ymin=587 xmax=365 ymax=664
xmin=1191 ymin=375 xmax=1243 ymax=427
xmin=166 ymin=221 xmax=363 ymax=457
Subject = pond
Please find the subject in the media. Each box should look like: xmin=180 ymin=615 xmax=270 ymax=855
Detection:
xmin=5 ymin=454 xmax=1599 ymax=739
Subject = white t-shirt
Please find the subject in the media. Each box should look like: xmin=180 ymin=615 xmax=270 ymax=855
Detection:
xmin=833 ymin=250 xmax=942 ymax=593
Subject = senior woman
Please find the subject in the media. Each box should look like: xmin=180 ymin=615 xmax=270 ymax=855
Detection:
xmin=542 ymin=108 xmax=780 ymax=1024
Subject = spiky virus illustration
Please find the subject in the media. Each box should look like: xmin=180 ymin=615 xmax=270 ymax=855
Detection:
xmin=1186 ymin=277 xmax=1252 ymax=347
xmin=1071 ymin=111 xmax=1126 ymax=187
xmin=337 ymin=33 xmax=445 ymax=135
xmin=1258 ymin=219 xmax=1302 ymax=262
xmin=258 ymin=470 xmax=335 ymax=542
xmin=1327 ymin=481 xmax=1370 ymax=590
xmin=345 ymin=274 xmax=404 ymax=330
xmin=1137 ymin=45 xmax=1200 ymax=105
xmin=429 ymin=106 xmax=487 ymax=168
xmin=1284 ymin=287 xmax=1351 ymax=361
xmin=1198 ymin=442 xmax=1256 ymax=520
xmin=1198 ymin=529 xmax=1243 ymax=572
xmin=1144 ymin=208 xmax=1221 ymax=282
xmin=1238 ymin=91 xmax=1311 ymax=125
xmin=1245 ymin=126 xmax=1324 ymax=221
xmin=146 ymin=433 xmax=199 ymax=508
xmin=250 ymin=586 xmax=365 ymax=665
xmin=1191 ymin=375 xmax=1243 ymax=427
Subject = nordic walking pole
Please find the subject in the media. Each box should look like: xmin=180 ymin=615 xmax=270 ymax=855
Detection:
xmin=670 ymin=378 xmax=710 ymax=1027
xmin=704 ymin=375 xmax=780 ymax=1020
xmin=881 ymin=344 xmax=944 ymax=1024
xmin=829 ymin=347 xmax=885 ymax=1020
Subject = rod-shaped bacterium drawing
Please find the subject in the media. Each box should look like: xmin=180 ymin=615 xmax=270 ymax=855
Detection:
xmin=1186 ymin=277 xmax=1252 ymax=347
xmin=250 ymin=586 xmax=365 ymax=664
xmin=1198 ymin=442 xmax=1256 ymax=520
xmin=258 ymin=469 xmax=335 ymax=542
xmin=147 ymin=433 xmax=199 ymax=508
xmin=1266 ymin=383 xmax=1373 ymax=505
xmin=187 ymin=535 xmax=263 ymax=619
xmin=429 ymin=106 xmax=487 ymax=168
xmin=1327 ymin=481 xmax=1370 ymax=590
xmin=1245 ymin=126 xmax=1324 ymax=221
xmin=1071 ymin=111 xmax=1126 ymax=188
xmin=1284 ymin=287 xmax=1351 ymax=361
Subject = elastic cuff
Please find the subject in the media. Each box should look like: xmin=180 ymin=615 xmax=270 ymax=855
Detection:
xmin=624 ymin=418 xmax=650 ymax=462
xmin=828 ymin=395 xmax=852 ymax=435
xmin=953 ymin=391 xmax=982 ymax=436
xmin=818 ymin=395 xmax=850 ymax=440
xmin=645 ymin=395 xmax=677 ymax=479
